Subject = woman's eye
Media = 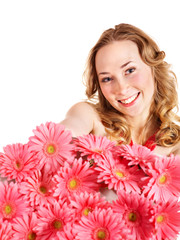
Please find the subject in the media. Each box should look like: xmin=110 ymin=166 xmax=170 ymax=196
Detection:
xmin=101 ymin=77 xmax=112 ymax=82
xmin=125 ymin=68 xmax=135 ymax=74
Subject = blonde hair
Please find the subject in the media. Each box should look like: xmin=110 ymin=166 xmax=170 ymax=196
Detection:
xmin=84 ymin=23 xmax=180 ymax=146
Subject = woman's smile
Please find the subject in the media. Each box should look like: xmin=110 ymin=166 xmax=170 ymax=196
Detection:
xmin=117 ymin=92 xmax=140 ymax=106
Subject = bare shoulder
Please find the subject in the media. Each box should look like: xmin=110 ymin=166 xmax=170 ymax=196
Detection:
xmin=66 ymin=102 xmax=97 ymax=116
xmin=153 ymin=141 xmax=180 ymax=156
xmin=64 ymin=102 xmax=98 ymax=122
xmin=60 ymin=102 xmax=105 ymax=137
xmin=171 ymin=141 xmax=180 ymax=156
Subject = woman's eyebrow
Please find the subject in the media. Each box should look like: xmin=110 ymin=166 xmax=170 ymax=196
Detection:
xmin=98 ymin=72 xmax=110 ymax=76
xmin=120 ymin=61 xmax=132 ymax=69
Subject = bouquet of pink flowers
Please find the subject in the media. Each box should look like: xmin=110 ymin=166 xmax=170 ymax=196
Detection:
xmin=0 ymin=122 xmax=180 ymax=240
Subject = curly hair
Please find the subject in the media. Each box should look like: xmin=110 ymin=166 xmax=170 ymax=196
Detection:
xmin=83 ymin=23 xmax=180 ymax=146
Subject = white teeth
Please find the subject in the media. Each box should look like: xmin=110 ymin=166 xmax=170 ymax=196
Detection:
xmin=120 ymin=93 xmax=139 ymax=104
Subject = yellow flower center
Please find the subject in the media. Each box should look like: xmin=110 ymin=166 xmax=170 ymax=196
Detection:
xmin=13 ymin=159 xmax=23 ymax=171
xmin=46 ymin=144 xmax=56 ymax=155
xmin=27 ymin=232 xmax=36 ymax=240
xmin=94 ymin=228 xmax=109 ymax=240
xmin=68 ymin=178 xmax=79 ymax=190
xmin=97 ymin=229 xmax=106 ymax=239
xmin=4 ymin=204 xmax=12 ymax=215
xmin=52 ymin=219 xmax=63 ymax=230
xmin=159 ymin=174 xmax=167 ymax=184
xmin=128 ymin=212 xmax=137 ymax=222
xmin=156 ymin=215 xmax=165 ymax=223
xmin=15 ymin=160 xmax=21 ymax=169
xmin=115 ymin=171 xmax=124 ymax=178
xmin=82 ymin=208 xmax=91 ymax=216
xmin=39 ymin=186 xmax=47 ymax=194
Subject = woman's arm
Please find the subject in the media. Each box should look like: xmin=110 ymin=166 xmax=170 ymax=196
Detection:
xmin=60 ymin=102 xmax=97 ymax=137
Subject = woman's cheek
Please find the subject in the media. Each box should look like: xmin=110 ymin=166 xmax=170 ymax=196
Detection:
xmin=130 ymin=73 xmax=143 ymax=85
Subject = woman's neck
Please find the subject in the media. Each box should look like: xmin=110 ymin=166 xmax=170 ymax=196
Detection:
xmin=129 ymin=117 xmax=159 ymax=145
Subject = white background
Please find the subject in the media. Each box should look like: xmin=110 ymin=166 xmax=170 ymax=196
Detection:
xmin=0 ymin=0 xmax=180 ymax=152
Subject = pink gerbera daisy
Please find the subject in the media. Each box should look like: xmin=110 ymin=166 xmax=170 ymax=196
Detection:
xmin=96 ymin=152 xmax=145 ymax=194
xmin=58 ymin=222 xmax=76 ymax=240
xmin=52 ymin=158 xmax=99 ymax=200
xmin=73 ymin=134 xmax=115 ymax=164
xmin=12 ymin=212 xmax=38 ymax=240
xmin=152 ymin=200 xmax=180 ymax=240
xmin=19 ymin=170 xmax=55 ymax=208
xmin=0 ymin=143 xmax=39 ymax=182
xmin=115 ymin=143 xmax=157 ymax=172
xmin=0 ymin=219 xmax=13 ymax=240
xmin=74 ymin=207 xmax=127 ymax=240
xmin=70 ymin=191 xmax=108 ymax=221
xmin=0 ymin=181 xmax=29 ymax=223
xmin=143 ymin=154 xmax=180 ymax=202
xmin=35 ymin=199 xmax=74 ymax=240
xmin=28 ymin=122 xmax=73 ymax=174
xmin=112 ymin=190 xmax=154 ymax=239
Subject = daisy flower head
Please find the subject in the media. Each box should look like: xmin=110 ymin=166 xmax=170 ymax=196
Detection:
xmin=0 ymin=219 xmax=13 ymax=240
xmin=73 ymin=134 xmax=115 ymax=164
xmin=96 ymin=153 xmax=145 ymax=194
xmin=115 ymin=143 xmax=157 ymax=171
xmin=74 ymin=207 xmax=127 ymax=240
xmin=28 ymin=122 xmax=73 ymax=174
xmin=12 ymin=212 xmax=38 ymax=240
xmin=143 ymin=154 xmax=180 ymax=202
xmin=19 ymin=170 xmax=55 ymax=208
xmin=70 ymin=191 xmax=108 ymax=221
xmin=35 ymin=199 xmax=74 ymax=240
xmin=52 ymin=158 xmax=99 ymax=200
xmin=112 ymin=190 xmax=154 ymax=239
xmin=0 ymin=143 xmax=39 ymax=182
xmin=152 ymin=199 xmax=180 ymax=240
xmin=0 ymin=181 xmax=29 ymax=223
xmin=57 ymin=222 xmax=76 ymax=240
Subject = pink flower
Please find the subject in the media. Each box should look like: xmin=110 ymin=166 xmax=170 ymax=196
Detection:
xmin=0 ymin=152 xmax=4 ymax=164
xmin=12 ymin=212 xmax=38 ymax=240
xmin=96 ymin=152 xmax=145 ymax=193
xmin=115 ymin=143 xmax=157 ymax=171
xmin=112 ymin=190 xmax=154 ymax=239
xmin=28 ymin=122 xmax=73 ymax=174
xmin=152 ymin=200 xmax=180 ymax=240
xmin=143 ymin=154 xmax=180 ymax=202
xmin=0 ymin=143 xmax=39 ymax=182
xmin=73 ymin=134 xmax=115 ymax=164
xmin=0 ymin=219 xmax=13 ymax=240
xmin=19 ymin=170 xmax=55 ymax=208
xmin=35 ymin=199 xmax=74 ymax=240
xmin=74 ymin=207 xmax=127 ymax=240
xmin=52 ymin=158 xmax=99 ymax=200
xmin=58 ymin=222 xmax=76 ymax=240
xmin=71 ymin=191 xmax=108 ymax=221
xmin=0 ymin=181 xmax=29 ymax=223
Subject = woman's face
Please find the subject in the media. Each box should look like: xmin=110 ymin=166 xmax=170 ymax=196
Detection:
xmin=95 ymin=40 xmax=155 ymax=122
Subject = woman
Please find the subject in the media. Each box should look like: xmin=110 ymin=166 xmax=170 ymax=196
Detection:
xmin=61 ymin=23 xmax=180 ymax=157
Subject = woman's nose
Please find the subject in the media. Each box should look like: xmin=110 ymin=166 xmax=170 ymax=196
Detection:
xmin=113 ymin=77 xmax=129 ymax=95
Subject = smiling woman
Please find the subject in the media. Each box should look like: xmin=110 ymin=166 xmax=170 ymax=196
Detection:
xmin=61 ymin=23 xmax=180 ymax=157
xmin=95 ymin=40 xmax=155 ymax=122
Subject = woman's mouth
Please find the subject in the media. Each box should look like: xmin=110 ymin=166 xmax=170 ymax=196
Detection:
xmin=118 ymin=92 xmax=140 ymax=105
